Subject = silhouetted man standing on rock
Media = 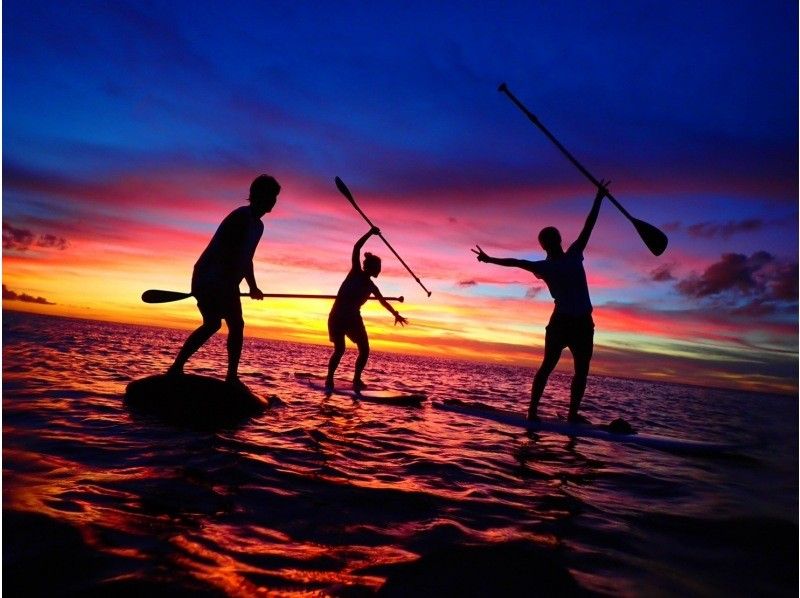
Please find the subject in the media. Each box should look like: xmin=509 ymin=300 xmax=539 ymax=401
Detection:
xmin=472 ymin=182 xmax=608 ymax=423
xmin=168 ymin=174 xmax=280 ymax=388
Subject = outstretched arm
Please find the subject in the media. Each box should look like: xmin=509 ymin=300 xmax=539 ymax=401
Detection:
xmin=471 ymin=245 xmax=542 ymax=275
xmin=572 ymin=180 xmax=609 ymax=254
xmin=352 ymin=226 xmax=380 ymax=270
xmin=373 ymin=285 xmax=408 ymax=326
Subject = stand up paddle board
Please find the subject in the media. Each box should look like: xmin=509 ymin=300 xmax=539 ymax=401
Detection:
xmin=125 ymin=374 xmax=274 ymax=427
xmin=432 ymin=398 xmax=737 ymax=454
xmin=294 ymin=373 xmax=426 ymax=406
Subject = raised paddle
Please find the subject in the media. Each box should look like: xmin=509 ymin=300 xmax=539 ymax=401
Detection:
xmin=142 ymin=290 xmax=404 ymax=304
xmin=498 ymin=82 xmax=668 ymax=256
xmin=334 ymin=176 xmax=433 ymax=296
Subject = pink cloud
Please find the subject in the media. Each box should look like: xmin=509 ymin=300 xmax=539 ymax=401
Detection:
xmin=3 ymin=222 xmax=68 ymax=251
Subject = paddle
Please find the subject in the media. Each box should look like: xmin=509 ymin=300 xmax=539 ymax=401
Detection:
xmin=142 ymin=290 xmax=404 ymax=304
xmin=334 ymin=176 xmax=433 ymax=296
xmin=498 ymin=82 xmax=668 ymax=256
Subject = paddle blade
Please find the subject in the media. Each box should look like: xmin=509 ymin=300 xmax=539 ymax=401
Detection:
xmin=142 ymin=289 xmax=192 ymax=303
xmin=632 ymin=218 xmax=668 ymax=256
xmin=334 ymin=176 xmax=354 ymax=202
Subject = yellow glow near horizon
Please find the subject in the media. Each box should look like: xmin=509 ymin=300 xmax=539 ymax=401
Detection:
xmin=3 ymin=209 xmax=797 ymax=398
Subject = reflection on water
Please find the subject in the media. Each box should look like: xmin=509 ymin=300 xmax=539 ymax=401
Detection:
xmin=3 ymin=311 xmax=797 ymax=596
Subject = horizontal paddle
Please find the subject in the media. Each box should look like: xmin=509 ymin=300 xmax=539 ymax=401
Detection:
xmin=498 ymin=82 xmax=668 ymax=256
xmin=335 ymin=176 xmax=433 ymax=296
xmin=142 ymin=290 xmax=404 ymax=304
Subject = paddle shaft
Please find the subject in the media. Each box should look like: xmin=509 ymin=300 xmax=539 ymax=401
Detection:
xmin=335 ymin=177 xmax=432 ymax=296
xmin=142 ymin=290 xmax=404 ymax=304
xmin=248 ymin=293 xmax=403 ymax=301
xmin=498 ymin=83 xmax=635 ymax=220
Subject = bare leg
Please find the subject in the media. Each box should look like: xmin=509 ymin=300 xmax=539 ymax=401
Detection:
xmin=225 ymin=316 xmax=244 ymax=383
xmin=326 ymin=336 xmax=346 ymax=390
xmin=568 ymin=339 xmax=594 ymax=422
xmin=529 ymin=341 xmax=563 ymax=420
xmin=168 ymin=317 xmax=221 ymax=375
xmin=353 ymin=336 xmax=370 ymax=391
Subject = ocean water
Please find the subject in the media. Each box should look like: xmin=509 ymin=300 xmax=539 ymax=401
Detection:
xmin=2 ymin=310 xmax=797 ymax=597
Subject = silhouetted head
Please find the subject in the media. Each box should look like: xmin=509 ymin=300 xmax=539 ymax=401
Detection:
xmin=249 ymin=174 xmax=280 ymax=216
xmin=363 ymin=252 xmax=382 ymax=277
xmin=538 ymin=226 xmax=562 ymax=254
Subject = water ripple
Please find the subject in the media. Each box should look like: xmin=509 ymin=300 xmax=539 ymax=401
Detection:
xmin=3 ymin=311 xmax=797 ymax=596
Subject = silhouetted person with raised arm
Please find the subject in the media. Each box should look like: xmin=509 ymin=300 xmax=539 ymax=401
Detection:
xmin=472 ymin=182 xmax=609 ymax=423
xmin=326 ymin=227 xmax=408 ymax=393
xmin=168 ymin=174 xmax=280 ymax=387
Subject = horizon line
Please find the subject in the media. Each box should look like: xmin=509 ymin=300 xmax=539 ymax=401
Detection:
xmin=3 ymin=306 xmax=795 ymax=399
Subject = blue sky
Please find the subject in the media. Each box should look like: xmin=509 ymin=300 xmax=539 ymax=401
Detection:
xmin=6 ymin=1 xmax=796 ymax=192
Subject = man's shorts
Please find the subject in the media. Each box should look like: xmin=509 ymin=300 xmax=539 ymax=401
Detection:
xmin=545 ymin=313 xmax=594 ymax=359
xmin=192 ymin=279 xmax=242 ymax=322
xmin=328 ymin=312 xmax=368 ymax=345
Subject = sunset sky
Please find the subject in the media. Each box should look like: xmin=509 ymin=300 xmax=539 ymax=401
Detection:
xmin=4 ymin=1 xmax=798 ymax=394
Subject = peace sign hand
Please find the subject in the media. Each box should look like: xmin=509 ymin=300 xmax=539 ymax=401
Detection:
xmin=471 ymin=245 xmax=489 ymax=262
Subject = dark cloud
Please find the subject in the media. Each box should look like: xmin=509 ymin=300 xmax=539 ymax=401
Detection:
xmin=2 ymin=284 xmax=56 ymax=305
xmin=687 ymin=218 xmax=763 ymax=239
xmin=650 ymin=264 xmax=675 ymax=282
xmin=676 ymin=252 xmax=797 ymax=313
xmin=37 ymin=233 xmax=69 ymax=250
xmin=2 ymin=222 xmax=35 ymax=249
xmin=768 ymin=262 xmax=800 ymax=301
xmin=458 ymin=279 xmax=477 ymax=287
xmin=678 ymin=251 xmax=772 ymax=297
xmin=525 ymin=286 xmax=542 ymax=299
xmin=3 ymin=222 xmax=68 ymax=251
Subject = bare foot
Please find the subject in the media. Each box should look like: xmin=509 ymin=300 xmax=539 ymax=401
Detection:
xmin=226 ymin=376 xmax=248 ymax=389
xmin=567 ymin=413 xmax=591 ymax=425
xmin=166 ymin=366 xmax=183 ymax=377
